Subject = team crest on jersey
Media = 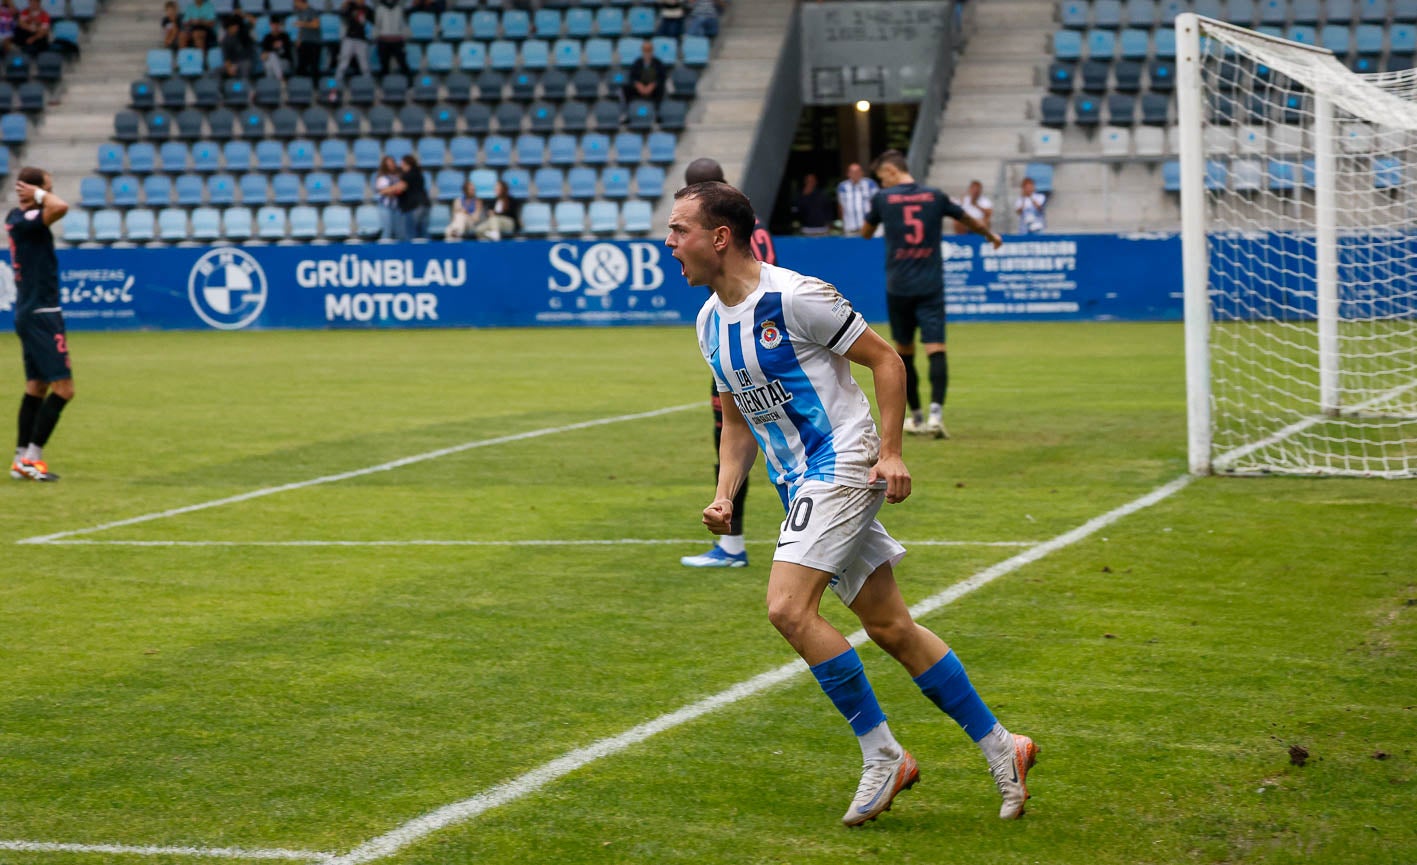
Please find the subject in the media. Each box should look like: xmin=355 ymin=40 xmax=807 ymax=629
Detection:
xmin=758 ymin=320 xmax=783 ymax=350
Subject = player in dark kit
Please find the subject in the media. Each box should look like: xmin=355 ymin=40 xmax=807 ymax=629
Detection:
xmin=861 ymin=150 xmax=1001 ymax=439
xmin=679 ymin=156 xmax=776 ymax=569
xmin=9 ymin=166 xmax=71 ymax=482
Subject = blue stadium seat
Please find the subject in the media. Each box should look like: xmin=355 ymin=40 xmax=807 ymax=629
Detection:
xmin=535 ymin=8 xmax=563 ymax=37
xmin=560 ymin=99 xmax=590 ymax=132
xmin=147 ymin=49 xmax=174 ymax=78
xmin=520 ymin=201 xmax=552 ymax=235
xmin=192 ymin=140 xmax=221 ymax=172
xmin=1040 ymin=94 xmax=1069 ymax=128
xmin=584 ymin=37 xmax=614 ymax=68
xmin=1141 ymin=92 xmax=1171 ymax=124
xmin=622 ymin=199 xmax=652 ymax=234
xmin=1229 ymin=0 xmax=1257 ymax=23
xmin=385 ymin=136 xmax=414 ymax=162
xmin=503 ymin=166 xmax=532 ymax=199
xmin=426 ymin=42 xmax=455 ymax=74
xmin=191 ymin=76 xmax=221 ymax=109
xmin=1126 ymin=0 xmax=1157 ymax=27
xmin=595 ymin=7 xmax=625 ymax=35
xmin=532 ymin=166 xmax=564 ymax=200
xmin=143 ymin=175 xmax=174 ymax=207
xmin=652 ymin=35 xmax=679 ymax=65
xmin=463 ymin=102 xmax=491 ymax=134
xmin=1358 ymin=0 xmax=1389 ymax=20
xmin=1392 ymin=24 xmax=1417 ymax=51
xmin=1267 ymin=158 xmax=1298 ymax=191
xmin=240 ymin=172 xmax=269 ymax=203
xmin=588 ymin=199 xmax=619 ymax=234
xmin=1287 ymin=25 xmax=1317 ymax=45
xmin=542 ymin=68 xmax=571 ymax=101
xmin=1074 ymin=93 xmax=1102 ymax=126
xmin=79 ymin=176 xmax=107 ymax=208
xmin=318 ymin=138 xmax=348 ymax=170
xmin=470 ymin=167 xmax=497 ymax=198
xmin=1204 ymin=160 xmax=1228 ymax=190
xmin=176 ymin=173 xmax=205 ymax=206
xmin=257 ymin=205 xmax=287 ymax=240
xmin=566 ymin=8 xmax=594 ymax=38
xmin=1054 ymin=30 xmax=1084 ymax=61
xmin=69 ymin=0 xmax=96 ymax=21
xmin=1093 ymin=0 xmax=1123 ymax=28
xmin=1024 ymin=163 xmax=1054 ymax=195
xmin=581 ymin=131 xmax=610 ymax=164
xmin=1087 ymin=29 xmax=1117 ymax=59
xmin=469 ymin=9 xmax=498 ymax=40
xmin=458 ymin=40 xmax=487 ymax=71
xmin=1194 ymin=0 xmax=1225 ymax=17
xmin=382 ymin=74 xmax=411 ymax=106
xmin=289 ymin=205 xmax=320 ymax=240
xmin=647 ymin=131 xmax=676 ymax=164
xmin=553 ymin=200 xmax=586 ymax=234
xmin=681 ymin=35 xmax=710 ymax=67
xmin=449 ymin=135 xmax=480 ymax=168
xmin=160 ymin=141 xmax=191 ymax=173
xmin=305 ymin=171 xmax=334 ymax=205
xmin=1119 ymin=28 xmax=1150 ymax=60
xmin=1320 ymin=24 xmax=1351 ymax=53
xmin=354 ymin=204 xmax=382 ymax=239
xmin=286 ymin=138 xmax=315 ymax=171
xmin=567 ymin=165 xmax=597 ymax=199
xmin=504 ymin=9 xmax=531 ymax=38
xmin=553 ymin=38 xmax=582 ymax=69
xmin=223 ymin=139 xmax=253 ymax=172
xmin=1060 ymin=0 xmax=1090 ymax=26
xmin=434 ymin=168 xmax=464 ymax=200
xmin=489 ymin=39 xmax=518 ymax=71
xmin=443 ymin=71 xmax=474 ymax=104
xmin=615 ymin=36 xmax=640 ymax=65
xmin=1114 ymin=60 xmax=1143 ymax=92
xmin=399 ymin=104 xmax=428 ymax=134
xmin=208 ymin=173 xmax=237 ymax=206
xmin=1293 ymin=0 xmax=1322 ymax=22
xmin=97 ymin=142 xmax=125 ymax=174
xmin=92 ymin=209 xmax=123 ymax=243
xmin=409 ymin=11 xmax=438 ymax=42
xmin=601 ymin=165 xmax=631 ymax=199
xmin=612 ymin=131 xmax=643 ymax=164
xmin=634 ymin=164 xmax=664 ymax=198
xmin=1354 ymin=24 xmax=1383 ymax=54
xmin=1047 ymin=61 xmax=1075 ymax=94
xmin=131 ymin=78 xmax=157 ymax=110
xmin=484 ymin=134 xmax=513 ymax=166
xmin=1157 ymin=0 xmax=1186 ymax=22
xmin=111 ymin=174 xmax=139 ymax=207
xmin=1162 ymin=160 xmax=1181 ymax=192
xmin=515 ymin=132 xmax=547 ymax=165
xmin=1326 ymin=0 xmax=1356 ymax=21
xmin=256 ymin=139 xmax=285 ymax=172
xmin=62 ymin=210 xmax=90 ymax=245
xmin=1154 ymin=28 xmax=1176 ymax=58
xmin=322 ymin=205 xmax=353 ymax=240
xmin=158 ymin=208 xmax=188 ymax=242
xmin=1149 ymin=58 xmax=1175 ymax=92
xmin=416 ymin=136 xmax=446 ymax=169
xmin=1374 ymin=155 xmax=1404 ymax=189
xmin=1106 ymin=94 xmax=1137 ymax=125
xmin=522 ymin=38 xmax=551 ymax=69
xmin=337 ymin=170 xmax=367 ymax=203
xmin=1081 ymin=59 xmax=1110 ymax=92
xmin=629 ymin=5 xmax=657 ymax=36
xmin=177 ymin=48 xmax=205 ymax=78
xmin=125 ymin=209 xmax=156 ymax=243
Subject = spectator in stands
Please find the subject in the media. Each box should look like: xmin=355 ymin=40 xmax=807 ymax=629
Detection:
xmin=836 ymin=162 xmax=877 ymax=236
xmin=793 ymin=172 xmax=834 ymax=236
xmin=390 ymin=153 xmax=430 ymax=240
xmin=180 ymin=0 xmax=218 ymax=50
xmin=1014 ymin=176 xmax=1046 ymax=234
xmin=0 ymin=0 xmax=18 ymax=56
xmin=444 ymin=181 xmax=485 ymax=241
xmin=160 ymin=1 xmax=183 ymax=50
xmin=373 ymin=0 xmax=410 ymax=78
xmin=956 ymin=179 xmax=993 ymax=234
xmin=624 ymin=38 xmax=667 ymax=106
xmin=474 ymin=180 xmax=518 ymax=241
xmin=334 ymin=0 xmax=372 ymax=80
xmin=374 ymin=155 xmax=401 ymax=240
xmin=14 ymin=0 xmax=50 ymax=56
xmin=657 ymin=0 xmax=687 ymax=38
xmin=685 ymin=0 xmax=723 ymax=38
xmin=219 ymin=14 xmax=253 ymax=78
xmin=261 ymin=16 xmax=294 ymax=82
xmin=291 ymin=0 xmax=324 ymax=79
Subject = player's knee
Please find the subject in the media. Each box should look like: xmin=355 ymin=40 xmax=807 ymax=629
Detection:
xmin=52 ymin=380 xmax=75 ymax=400
xmin=864 ymin=617 xmax=914 ymax=655
xmin=765 ymin=596 xmax=813 ymax=639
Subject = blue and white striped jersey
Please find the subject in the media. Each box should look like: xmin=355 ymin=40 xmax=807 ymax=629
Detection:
xmin=696 ymin=263 xmax=878 ymax=497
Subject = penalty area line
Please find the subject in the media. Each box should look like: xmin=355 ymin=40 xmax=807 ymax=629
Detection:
xmin=25 ymin=538 xmax=1041 ymax=548
xmin=327 ymin=473 xmax=1194 ymax=865
xmin=0 ymin=840 xmax=334 ymax=862
xmin=15 ymin=403 xmax=700 ymax=546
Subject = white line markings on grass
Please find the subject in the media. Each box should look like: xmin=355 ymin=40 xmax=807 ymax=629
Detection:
xmin=327 ymin=473 xmax=1195 ymax=865
xmin=1 ymin=474 xmax=1192 ymax=863
xmin=27 ymin=538 xmax=1039 ymax=548
xmin=16 ymin=403 xmax=700 ymax=546
xmin=0 ymin=841 xmax=333 ymax=862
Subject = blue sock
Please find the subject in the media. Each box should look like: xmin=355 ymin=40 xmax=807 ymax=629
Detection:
xmin=913 ymin=651 xmax=997 ymax=742
xmin=809 ymin=648 xmax=887 ymax=736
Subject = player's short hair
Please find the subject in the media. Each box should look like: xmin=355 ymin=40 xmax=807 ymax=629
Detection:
xmin=17 ymin=166 xmax=46 ymax=187
xmin=871 ymin=149 xmax=909 ymax=174
xmin=674 ymin=181 xmax=754 ymax=252
xmin=684 ymin=157 xmax=726 ymax=185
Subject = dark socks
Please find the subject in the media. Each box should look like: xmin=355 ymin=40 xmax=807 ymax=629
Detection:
xmin=30 ymin=393 xmax=69 ymax=448
xmin=901 ymin=352 xmax=920 ymax=412
xmin=928 ymin=351 xmax=949 ymax=407
xmin=18 ymin=393 xmax=42 ymax=451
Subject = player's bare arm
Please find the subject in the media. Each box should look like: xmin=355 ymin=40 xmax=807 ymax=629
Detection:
xmin=704 ymin=392 xmax=757 ymax=533
xmin=958 ymin=213 xmax=1002 ymax=249
xmin=16 ymin=177 xmax=68 ymax=227
xmin=843 ymin=327 xmax=912 ymax=504
xmin=858 ymin=220 xmax=876 ymax=240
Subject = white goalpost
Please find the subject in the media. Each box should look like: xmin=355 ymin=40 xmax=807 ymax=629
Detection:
xmin=1178 ymin=13 xmax=1417 ymax=477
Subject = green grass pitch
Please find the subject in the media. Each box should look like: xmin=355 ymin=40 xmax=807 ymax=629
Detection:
xmin=1 ymin=322 xmax=1413 ymax=865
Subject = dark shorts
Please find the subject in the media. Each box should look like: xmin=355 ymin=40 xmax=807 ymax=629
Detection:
xmin=886 ymin=292 xmax=946 ymax=346
xmin=16 ymin=311 xmax=72 ymax=382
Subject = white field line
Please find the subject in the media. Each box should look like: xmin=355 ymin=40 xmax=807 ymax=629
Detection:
xmin=26 ymin=538 xmax=1039 ymax=548
xmin=327 ymin=473 xmax=1195 ymax=865
xmin=0 ymin=840 xmax=332 ymax=862
xmin=1214 ymin=379 xmax=1417 ymax=471
xmin=15 ymin=404 xmax=700 ymax=546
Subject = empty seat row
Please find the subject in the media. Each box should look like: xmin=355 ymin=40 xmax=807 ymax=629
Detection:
xmin=1060 ymin=0 xmax=1417 ymax=27
xmin=114 ymin=99 xmax=685 ymax=143
xmin=98 ymin=131 xmax=675 ymax=175
xmin=65 ymin=198 xmax=657 ymax=245
xmin=403 ymin=7 xmax=663 ymax=41
xmin=1053 ymin=26 xmax=1176 ymax=60
xmin=131 ymin=66 xmax=698 ymax=112
xmin=4 ymin=52 xmax=68 ymax=85
xmin=0 ymin=82 xmax=55 ymax=113
xmin=1159 ymin=154 xmax=1406 ymax=192
xmin=83 ymin=164 xmax=667 ymax=208
xmin=1040 ymin=92 xmax=1172 ymax=126
xmin=1028 ymin=124 xmax=1176 ymax=156
xmin=1048 ymin=58 xmax=1175 ymax=94
xmin=1059 ymin=0 xmax=1189 ymax=28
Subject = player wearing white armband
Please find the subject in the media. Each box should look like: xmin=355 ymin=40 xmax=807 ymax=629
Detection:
xmin=667 ymin=181 xmax=1038 ymax=826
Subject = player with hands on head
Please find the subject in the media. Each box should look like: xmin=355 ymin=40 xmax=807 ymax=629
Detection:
xmin=670 ymin=179 xmax=1037 ymax=827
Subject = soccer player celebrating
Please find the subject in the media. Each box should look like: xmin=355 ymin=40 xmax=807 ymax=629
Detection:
xmin=679 ymin=157 xmax=775 ymax=569
xmin=9 ymin=166 xmax=71 ymax=482
xmin=669 ymin=181 xmax=1037 ymax=826
xmin=861 ymin=150 xmax=1002 ymax=439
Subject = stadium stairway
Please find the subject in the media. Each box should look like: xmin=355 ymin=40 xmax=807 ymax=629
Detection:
xmin=651 ymin=0 xmax=794 ymax=230
xmin=9 ymin=0 xmax=149 ymax=214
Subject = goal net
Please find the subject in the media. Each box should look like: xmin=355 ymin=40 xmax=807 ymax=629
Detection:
xmin=1177 ymin=14 xmax=1417 ymax=477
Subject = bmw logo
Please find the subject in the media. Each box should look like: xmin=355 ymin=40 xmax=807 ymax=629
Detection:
xmin=188 ymin=247 xmax=268 ymax=330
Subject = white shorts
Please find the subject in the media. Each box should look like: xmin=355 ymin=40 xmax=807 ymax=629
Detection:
xmin=773 ymin=479 xmax=907 ymax=607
